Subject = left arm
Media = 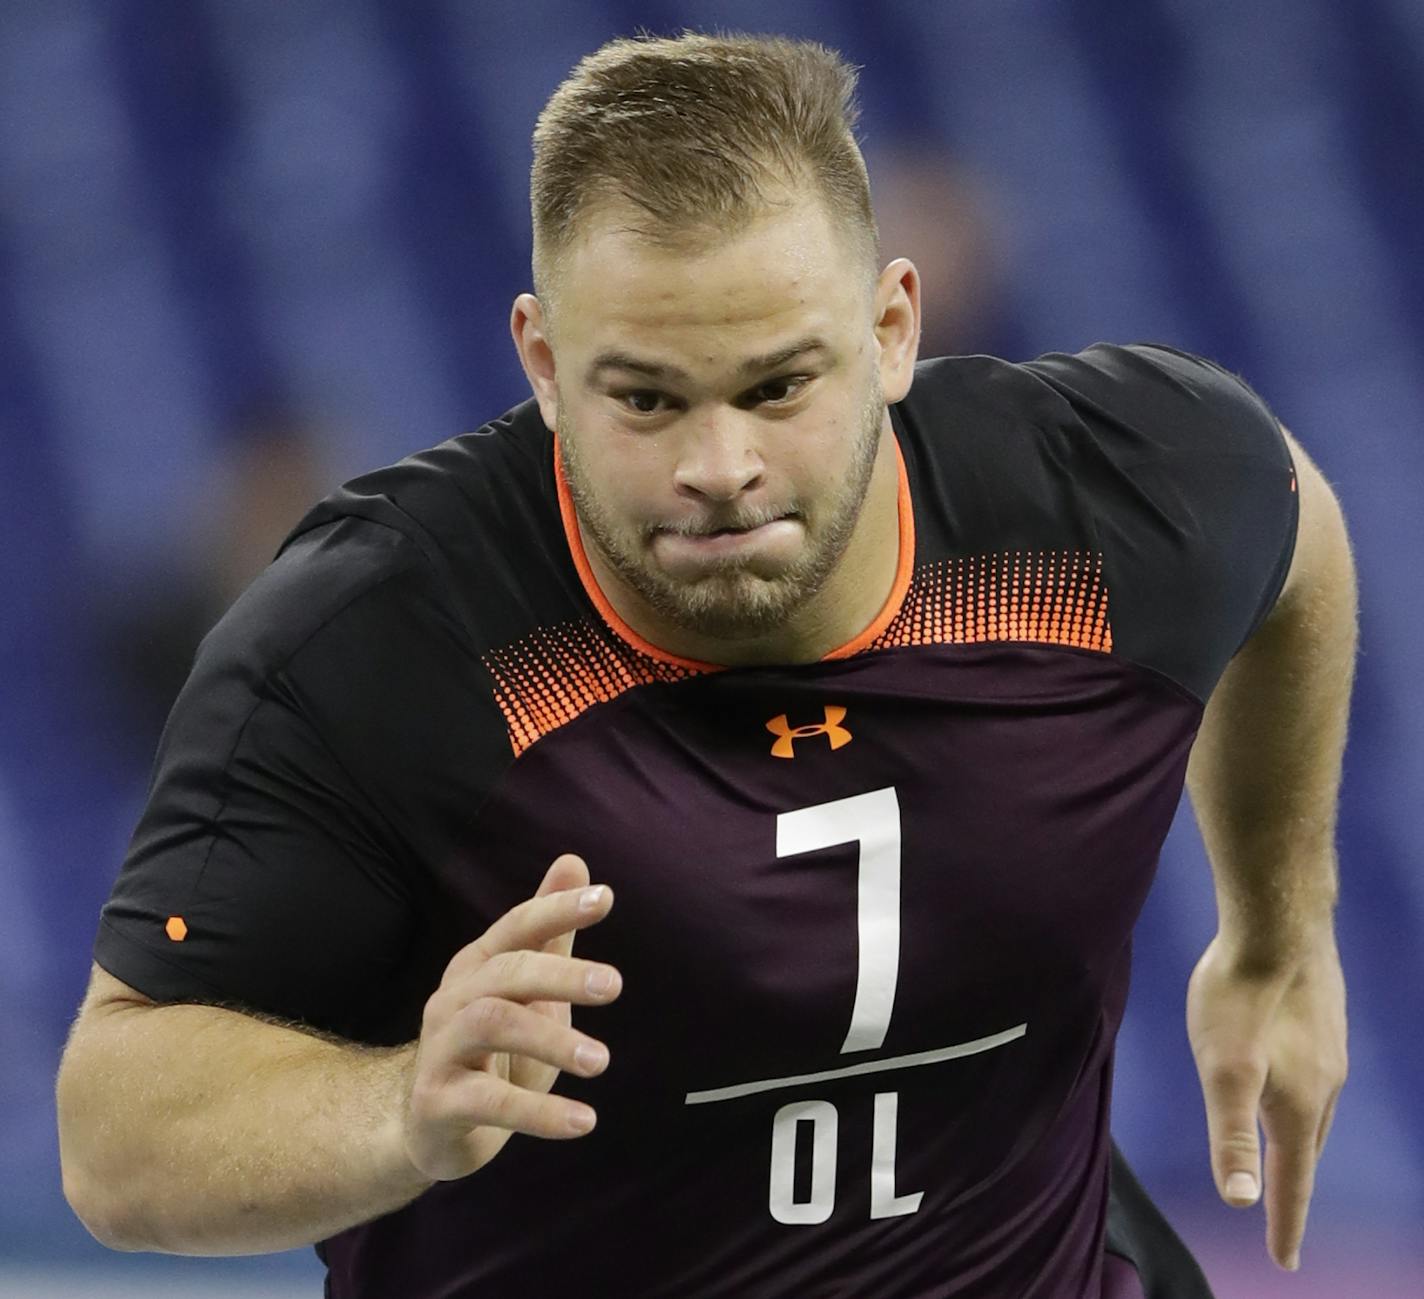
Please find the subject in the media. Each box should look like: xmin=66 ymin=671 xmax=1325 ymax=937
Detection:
xmin=1184 ymin=427 xmax=1357 ymax=1271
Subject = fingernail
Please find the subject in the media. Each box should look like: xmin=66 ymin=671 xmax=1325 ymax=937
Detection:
xmin=1287 ymin=1252 xmax=1301 ymax=1271
xmin=1225 ymin=1172 xmax=1258 ymax=1203
xmin=586 ymin=966 xmax=614 ymax=995
xmin=567 ymin=1105 xmax=596 ymax=1134
xmin=578 ymin=885 xmax=606 ymax=913
xmin=574 ymin=1042 xmax=608 ymax=1074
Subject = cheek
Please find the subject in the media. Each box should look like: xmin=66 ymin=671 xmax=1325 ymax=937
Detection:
xmin=783 ymin=410 xmax=861 ymax=490
xmin=581 ymin=432 xmax=671 ymax=526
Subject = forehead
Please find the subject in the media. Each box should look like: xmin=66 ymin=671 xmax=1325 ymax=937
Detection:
xmin=554 ymin=196 xmax=868 ymax=367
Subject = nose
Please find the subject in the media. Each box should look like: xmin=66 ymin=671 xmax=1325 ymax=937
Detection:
xmin=672 ymin=411 xmax=765 ymax=502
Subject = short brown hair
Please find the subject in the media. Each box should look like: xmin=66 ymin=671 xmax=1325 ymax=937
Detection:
xmin=530 ymin=32 xmax=878 ymax=301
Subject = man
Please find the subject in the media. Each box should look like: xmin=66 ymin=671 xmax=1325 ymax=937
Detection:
xmin=58 ymin=32 xmax=1354 ymax=1299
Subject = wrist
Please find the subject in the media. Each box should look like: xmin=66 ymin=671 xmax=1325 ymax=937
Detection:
xmin=1211 ymin=919 xmax=1338 ymax=982
xmin=365 ymin=1045 xmax=434 ymax=1198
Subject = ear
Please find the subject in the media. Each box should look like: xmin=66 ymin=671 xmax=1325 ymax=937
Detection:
xmin=872 ymin=258 xmax=921 ymax=403
xmin=510 ymin=293 xmax=560 ymax=430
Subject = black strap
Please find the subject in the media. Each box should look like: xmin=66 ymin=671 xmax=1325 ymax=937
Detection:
xmin=1105 ymin=1142 xmax=1216 ymax=1298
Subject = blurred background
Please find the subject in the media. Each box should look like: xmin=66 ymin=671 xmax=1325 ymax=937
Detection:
xmin=2 ymin=0 xmax=1420 ymax=1294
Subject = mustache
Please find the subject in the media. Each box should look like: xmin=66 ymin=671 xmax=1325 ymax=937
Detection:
xmin=647 ymin=506 xmax=797 ymax=539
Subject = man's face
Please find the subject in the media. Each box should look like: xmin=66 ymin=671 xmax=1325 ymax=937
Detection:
xmin=544 ymin=194 xmax=889 ymax=644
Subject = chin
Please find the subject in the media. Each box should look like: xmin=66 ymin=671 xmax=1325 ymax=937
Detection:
xmin=660 ymin=578 xmax=809 ymax=640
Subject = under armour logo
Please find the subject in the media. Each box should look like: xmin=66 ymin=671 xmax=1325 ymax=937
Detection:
xmin=766 ymin=705 xmax=852 ymax=759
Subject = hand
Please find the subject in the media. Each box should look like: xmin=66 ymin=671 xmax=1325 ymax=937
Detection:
xmin=402 ymin=853 xmax=621 ymax=1182
xmin=1186 ymin=932 xmax=1347 ymax=1271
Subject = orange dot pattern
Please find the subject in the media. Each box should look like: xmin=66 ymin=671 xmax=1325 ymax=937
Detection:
xmin=484 ymin=550 xmax=1112 ymax=756
xmin=485 ymin=618 xmax=700 ymax=756
xmin=869 ymin=550 xmax=1112 ymax=654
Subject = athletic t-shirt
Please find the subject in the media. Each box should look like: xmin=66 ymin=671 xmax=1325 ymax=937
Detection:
xmin=95 ymin=343 xmax=1296 ymax=1298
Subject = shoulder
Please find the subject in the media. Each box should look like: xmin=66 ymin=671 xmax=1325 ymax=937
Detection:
xmin=259 ymin=397 xmax=566 ymax=656
xmin=183 ymin=400 xmax=558 ymax=740
xmin=899 ymin=342 xmax=1287 ymax=464
xmin=1020 ymin=342 xmax=1288 ymax=464
xmin=892 ymin=344 xmax=1298 ymax=702
xmin=286 ymin=397 xmax=555 ymax=572
xmin=896 ymin=342 xmax=1294 ymax=530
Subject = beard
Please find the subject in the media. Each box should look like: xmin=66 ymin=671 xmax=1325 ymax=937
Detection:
xmin=558 ymin=376 xmax=886 ymax=643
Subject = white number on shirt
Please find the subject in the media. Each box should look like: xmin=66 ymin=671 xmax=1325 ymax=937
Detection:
xmin=776 ymin=786 xmax=902 ymax=1053
xmin=769 ymin=788 xmax=922 ymax=1224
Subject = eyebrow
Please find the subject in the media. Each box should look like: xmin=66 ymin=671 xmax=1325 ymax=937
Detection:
xmin=586 ymin=335 xmax=833 ymax=386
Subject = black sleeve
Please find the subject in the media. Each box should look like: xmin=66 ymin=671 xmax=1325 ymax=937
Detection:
xmin=1024 ymin=343 xmax=1299 ymax=702
xmin=94 ymin=519 xmax=448 ymax=1044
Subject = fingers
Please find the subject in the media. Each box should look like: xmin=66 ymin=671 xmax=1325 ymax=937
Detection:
xmin=443 ymin=859 xmax=614 ymax=983
xmin=406 ymin=856 xmax=619 ymax=1181
xmin=441 ymin=995 xmax=611 ymax=1080
xmin=1197 ymin=1055 xmax=1266 ymax=1211
xmin=1260 ymin=1096 xmax=1318 ymax=1271
xmin=537 ymin=854 xmax=589 ymax=964
xmin=535 ymin=852 xmax=589 ymax=898
xmin=444 ymin=948 xmax=623 ymax=1014
xmin=422 ymin=1070 xmax=600 ymax=1142
xmin=1187 ymin=938 xmax=1348 ymax=1275
xmin=421 ymin=946 xmax=620 ymax=1098
xmin=1199 ymin=1055 xmax=1341 ymax=1272
xmin=1315 ymin=1089 xmax=1340 ymax=1158
xmin=1261 ymin=1071 xmax=1344 ymax=1271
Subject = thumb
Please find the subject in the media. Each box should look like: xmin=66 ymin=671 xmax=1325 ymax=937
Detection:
xmin=536 ymin=854 xmax=591 ymax=960
xmin=535 ymin=852 xmax=590 ymax=899
xmin=1200 ymin=1057 xmax=1266 ymax=1208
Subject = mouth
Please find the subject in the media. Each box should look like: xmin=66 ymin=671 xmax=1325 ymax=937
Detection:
xmin=650 ymin=514 xmax=803 ymax=575
xmin=703 ymin=523 xmax=766 ymax=538
xmin=660 ymin=512 xmax=795 ymax=539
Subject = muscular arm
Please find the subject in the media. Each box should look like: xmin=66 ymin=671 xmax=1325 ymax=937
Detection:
xmin=58 ymin=857 xmax=620 ymax=1257
xmin=57 ymin=963 xmax=430 ymax=1255
xmin=1186 ymin=428 xmax=1357 ymax=965
xmin=1183 ymin=427 xmax=1356 ymax=1270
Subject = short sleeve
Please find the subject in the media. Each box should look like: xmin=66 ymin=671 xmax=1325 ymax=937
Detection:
xmin=1024 ymin=343 xmax=1299 ymax=702
xmin=94 ymin=520 xmax=436 ymax=1044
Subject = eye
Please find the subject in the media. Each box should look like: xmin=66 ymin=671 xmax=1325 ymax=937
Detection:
xmin=616 ymin=390 xmax=669 ymax=416
xmin=746 ymin=375 xmax=808 ymax=406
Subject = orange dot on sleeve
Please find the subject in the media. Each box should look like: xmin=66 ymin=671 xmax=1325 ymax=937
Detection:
xmin=165 ymin=916 xmax=188 ymax=942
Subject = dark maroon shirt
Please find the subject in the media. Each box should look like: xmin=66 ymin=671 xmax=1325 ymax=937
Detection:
xmin=95 ymin=345 xmax=1296 ymax=1297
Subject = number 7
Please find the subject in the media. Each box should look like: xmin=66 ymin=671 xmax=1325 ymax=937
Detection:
xmin=776 ymin=787 xmax=902 ymax=1054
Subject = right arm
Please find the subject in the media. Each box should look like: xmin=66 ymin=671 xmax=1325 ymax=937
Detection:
xmin=57 ymin=966 xmax=428 ymax=1255
xmin=57 ymin=854 xmax=619 ymax=1255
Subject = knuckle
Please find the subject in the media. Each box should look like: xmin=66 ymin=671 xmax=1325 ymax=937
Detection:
xmin=1205 ymin=1058 xmax=1263 ymax=1095
xmin=1207 ymin=1059 xmax=1264 ymax=1099
xmin=422 ymin=985 xmax=454 ymax=1023
xmin=1259 ymin=1085 xmax=1308 ymax=1117
xmin=477 ymin=1079 xmax=520 ymax=1127
xmin=407 ymin=1074 xmax=442 ymax=1120
xmin=1216 ymin=1128 xmax=1260 ymax=1159
xmin=411 ymin=1075 xmax=473 ymax=1132
xmin=461 ymin=938 xmax=494 ymax=967
xmin=464 ymin=996 xmax=513 ymax=1040
xmin=1263 ymin=1072 xmax=1335 ymax=1121
xmin=493 ymin=949 xmax=533 ymax=983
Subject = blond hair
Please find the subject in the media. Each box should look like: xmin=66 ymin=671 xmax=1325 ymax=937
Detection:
xmin=530 ymin=32 xmax=878 ymax=301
